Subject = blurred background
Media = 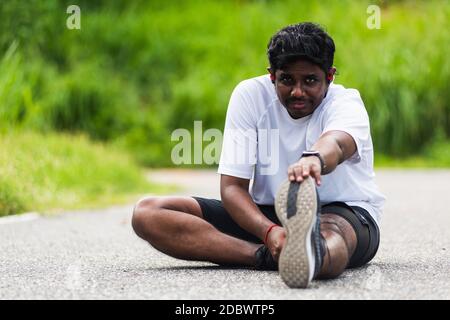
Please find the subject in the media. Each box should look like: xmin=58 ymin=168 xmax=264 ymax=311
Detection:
xmin=1 ymin=0 xmax=449 ymax=216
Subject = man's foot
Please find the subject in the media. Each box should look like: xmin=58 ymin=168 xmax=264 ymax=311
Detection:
xmin=275 ymin=177 xmax=323 ymax=288
xmin=254 ymin=245 xmax=278 ymax=270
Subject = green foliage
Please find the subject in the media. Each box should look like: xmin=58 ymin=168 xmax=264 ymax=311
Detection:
xmin=0 ymin=131 xmax=166 ymax=216
xmin=375 ymin=139 xmax=450 ymax=168
xmin=0 ymin=0 xmax=449 ymax=165
xmin=0 ymin=178 xmax=26 ymax=216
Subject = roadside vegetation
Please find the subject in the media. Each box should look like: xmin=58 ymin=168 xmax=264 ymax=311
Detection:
xmin=0 ymin=0 xmax=448 ymax=215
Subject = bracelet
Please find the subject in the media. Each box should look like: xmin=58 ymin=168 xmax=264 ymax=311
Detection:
xmin=264 ymin=224 xmax=280 ymax=245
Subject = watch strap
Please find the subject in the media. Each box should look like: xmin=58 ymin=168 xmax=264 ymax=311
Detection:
xmin=301 ymin=151 xmax=326 ymax=173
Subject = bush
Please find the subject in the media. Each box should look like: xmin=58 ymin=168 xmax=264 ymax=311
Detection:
xmin=0 ymin=0 xmax=448 ymax=165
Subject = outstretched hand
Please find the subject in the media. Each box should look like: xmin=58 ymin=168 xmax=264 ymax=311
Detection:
xmin=288 ymin=156 xmax=322 ymax=186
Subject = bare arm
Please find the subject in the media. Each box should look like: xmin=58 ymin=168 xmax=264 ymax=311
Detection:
xmin=220 ymin=175 xmax=274 ymax=241
xmin=288 ymin=130 xmax=357 ymax=184
xmin=220 ymin=174 xmax=286 ymax=259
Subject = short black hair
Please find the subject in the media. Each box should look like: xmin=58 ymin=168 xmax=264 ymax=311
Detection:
xmin=267 ymin=22 xmax=335 ymax=74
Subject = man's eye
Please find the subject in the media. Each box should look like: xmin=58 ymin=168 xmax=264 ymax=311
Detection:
xmin=305 ymin=77 xmax=317 ymax=84
xmin=280 ymin=77 xmax=293 ymax=85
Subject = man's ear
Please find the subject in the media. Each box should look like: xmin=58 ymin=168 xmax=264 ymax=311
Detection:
xmin=326 ymin=67 xmax=337 ymax=83
xmin=267 ymin=67 xmax=275 ymax=83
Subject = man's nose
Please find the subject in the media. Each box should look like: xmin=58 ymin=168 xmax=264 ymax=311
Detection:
xmin=290 ymin=83 xmax=305 ymax=97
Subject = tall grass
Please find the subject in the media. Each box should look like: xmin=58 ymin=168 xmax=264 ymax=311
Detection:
xmin=0 ymin=131 xmax=168 ymax=216
xmin=0 ymin=0 xmax=449 ymax=164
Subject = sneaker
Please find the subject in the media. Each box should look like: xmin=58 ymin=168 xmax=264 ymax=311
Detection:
xmin=254 ymin=245 xmax=278 ymax=271
xmin=274 ymin=176 xmax=323 ymax=288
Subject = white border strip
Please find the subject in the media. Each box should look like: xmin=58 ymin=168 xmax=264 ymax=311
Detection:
xmin=0 ymin=212 xmax=40 ymax=225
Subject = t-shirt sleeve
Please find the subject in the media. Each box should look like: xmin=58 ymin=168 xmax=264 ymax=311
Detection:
xmin=218 ymin=81 xmax=258 ymax=179
xmin=321 ymin=89 xmax=370 ymax=163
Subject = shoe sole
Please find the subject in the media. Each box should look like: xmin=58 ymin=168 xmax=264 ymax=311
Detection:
xmin=275 ymin=177 xmax=317 ymax=288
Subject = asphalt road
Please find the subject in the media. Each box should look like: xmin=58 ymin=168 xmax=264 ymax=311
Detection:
xmin=0 ymin=169 xmax=449 ymax=299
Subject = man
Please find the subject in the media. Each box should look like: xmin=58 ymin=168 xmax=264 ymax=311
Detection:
xmin=132 ymin=22 xmax=385 ymax=288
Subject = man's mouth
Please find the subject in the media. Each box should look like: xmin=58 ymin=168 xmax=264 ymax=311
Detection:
xmin=288 ymin=100 xmax=307 ymax=109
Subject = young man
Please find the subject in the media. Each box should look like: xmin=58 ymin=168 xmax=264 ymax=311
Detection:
xmin=132 ymin=22 xmax=385 ymax=288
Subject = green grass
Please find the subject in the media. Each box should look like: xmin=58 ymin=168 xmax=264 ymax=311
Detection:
xmin=375 ymin=140 xmax=450 ymax=168
xmin=0 ymin=131 xmax=173 ymax=216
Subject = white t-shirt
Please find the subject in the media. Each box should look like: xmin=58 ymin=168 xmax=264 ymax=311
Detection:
xmin=218 ymin=74 xmax=386 ymax=225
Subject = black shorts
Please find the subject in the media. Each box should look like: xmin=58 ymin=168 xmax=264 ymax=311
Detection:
xmin=193 ymin=197 xmax=380 ymax=269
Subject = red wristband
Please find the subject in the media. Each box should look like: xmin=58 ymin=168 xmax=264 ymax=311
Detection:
xmin=264 ymin=224 xmax=280 ymax=245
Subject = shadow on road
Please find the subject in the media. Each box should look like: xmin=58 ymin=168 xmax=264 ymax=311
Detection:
xmin=145 ymin=265 xmax=269 ymax=272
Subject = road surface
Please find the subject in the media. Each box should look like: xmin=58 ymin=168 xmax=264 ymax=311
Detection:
xmin=0 ymin=169 xmax=449 ymax=299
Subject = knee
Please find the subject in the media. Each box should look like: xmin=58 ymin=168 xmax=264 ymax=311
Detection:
xmin=131 ymin=196 xmax=162 ymax=239
xmin=318 ymin=229 xmax=350 ymax=279
xmin=320 ymin=214 xmax=357 ymax=256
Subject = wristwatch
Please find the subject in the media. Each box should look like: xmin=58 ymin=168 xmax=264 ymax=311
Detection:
xmin=301 ymin=151 xmax=326 ymax=173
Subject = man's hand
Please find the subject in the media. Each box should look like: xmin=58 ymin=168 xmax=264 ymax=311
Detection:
xmin=288 ymin=156 xmax=322 ymax=186
xmin=266 ymin=226 xmax=286 ymax=262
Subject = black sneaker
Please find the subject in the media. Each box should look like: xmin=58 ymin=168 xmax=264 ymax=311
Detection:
xmin=274 ymin=177 xmax=324 ymax=288
xmin=254 ymin=245 xmax=278 ymax=271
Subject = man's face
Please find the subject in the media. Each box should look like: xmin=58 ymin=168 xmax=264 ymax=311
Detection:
xmin=271 ymin=59 xmax=329 ymax=119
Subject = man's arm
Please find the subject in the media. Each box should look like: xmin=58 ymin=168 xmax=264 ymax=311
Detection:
xmin=288 ymin=130 xmax=357 ymax=184
xmin=220 ymin=175 xmax=273 ymax=240
xmin=220 ymin=175 xmax=286 ymax=259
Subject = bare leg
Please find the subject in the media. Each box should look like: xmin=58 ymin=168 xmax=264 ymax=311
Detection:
xmin=316 ymin=213 xmax=357 ymax=279
xmin=132 ymin=196 xmax=261 ymax=266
